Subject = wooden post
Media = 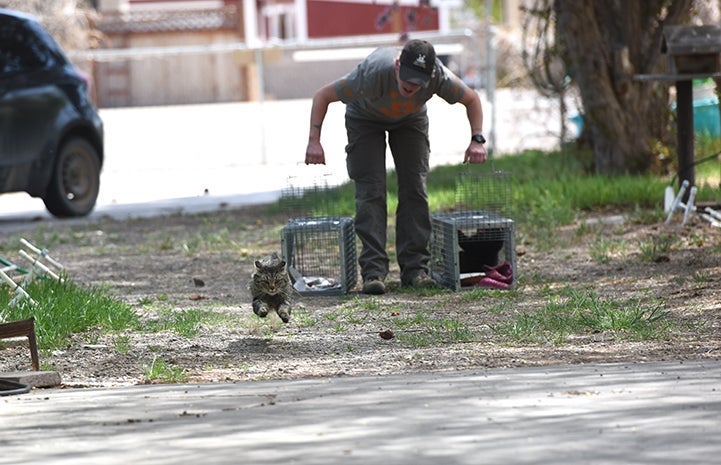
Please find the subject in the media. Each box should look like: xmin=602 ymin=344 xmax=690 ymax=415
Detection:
xmin=676 ymin=79 xmax=695 ymax=195
xmin=0 ymin=317 xmax=39 ymax=371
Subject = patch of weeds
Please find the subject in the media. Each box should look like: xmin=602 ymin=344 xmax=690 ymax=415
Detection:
xmin=179 ymin=228 xmax=246 ymax=256
xmin=519 ymin=210 xmax=574 ymax=252
xmin=392 ymin=310 xmax=476 ymax=346
xmin=393 ymin=311 xmax=430 ymax=329
xmin=339 ymin=296 xmax=402 ymax=324
xmin=395 ymin=285 xmax=447 ymax=297
xmin=639 ymin=233 xmax=677 ymax=261
xmin=293 ymin=307 xmax=318 ymax=327
xmin=578 ymin=297 xmax=671 ymax=340
xmin=147 ymin=345 xmax=164 ymax=353
xmin=325 ymin=297 xmax=403 ymax=328
xmin=332 ymin=322 xmax=347 ymax=333
xmin=396 ymin=332 xmax=431 ymax=347
xmin=457 ymin=287 xmax=496 ymax=302
xmin=40 ymin=361 xmax=56 ymax=372
xmin=452 ymin=287 xmax=518 ymax=307
xmin=244 ymin=313 xmax=285 ymax=336
xmin=141 ymin=308 xmax=220 ymax=338
xmin=82 ymin=330 xmax=101 ymax=345
xmin=181 ymin=236 xmax=202 ymax=255
xmin=574 ymin=221 xmax=598 ymax=238
xmin=485 ymin=299 xmax=513 ymax=314
xmin=362 ymin=297 xmax=405 ymax=315
xmin=113 ymin=335 xmax=131 ymax=354
xmin=589 ymin=236 xmax=627 ymax=264
xmin=142 ymin=356 xmax=188 ymax=383
xmin=691 ymin=271 xmax=711 ymax=286
xmin=0 ymin=276 xmax=138 ymax=351
xmin=524 ymin=271 xmax=552 ymax=285
xmin=341 ymin=306 xmax=369 ymax=325
xmin=492 ymin=287 xmax=673 ymax=343
xmin=157 ymin=236 xmax=174 ymax=251
xmin=686 ymin=231 xmax=709 ymax=248
xmin=435 ymin=318 xmax=475 ymax=341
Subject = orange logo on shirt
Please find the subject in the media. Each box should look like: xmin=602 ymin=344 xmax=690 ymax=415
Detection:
xmin=380 ymin=91 xmax=423 ymax=117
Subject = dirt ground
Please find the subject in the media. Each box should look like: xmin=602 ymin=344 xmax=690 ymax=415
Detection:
xmin=1 ymin=205 xmax=720 ymax=388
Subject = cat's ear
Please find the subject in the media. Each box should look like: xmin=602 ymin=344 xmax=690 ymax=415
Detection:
xmin=255 ymin=260 xmax=263 ymax=269
xmin=278 ymin=260 xmax=286 ymax=268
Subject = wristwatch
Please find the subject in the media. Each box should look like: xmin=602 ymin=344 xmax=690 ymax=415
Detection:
xmin=471 ymin=134 xmax=486 ymax=144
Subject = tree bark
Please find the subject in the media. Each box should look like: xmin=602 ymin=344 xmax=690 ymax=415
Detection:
xmin=555 ymin=0 xmax=693 ymax=174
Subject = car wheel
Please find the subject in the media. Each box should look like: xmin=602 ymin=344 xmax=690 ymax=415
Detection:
xmin=43 ymin=137 xmax=100 ymax=217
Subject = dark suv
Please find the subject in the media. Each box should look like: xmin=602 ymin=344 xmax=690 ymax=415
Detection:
xmin=0 ymin=9 xmax=103 ymax=217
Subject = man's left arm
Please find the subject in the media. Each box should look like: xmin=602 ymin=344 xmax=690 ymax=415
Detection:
xmin=458 ymin=86 xmax=487 ymax=164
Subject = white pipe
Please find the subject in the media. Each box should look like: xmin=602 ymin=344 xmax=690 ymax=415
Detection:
xmin=19 ymin=250 xmax=61 ymax=281
xmin=705 ymin=207 xmax=721 ymax=221
xmin=682 ymin=186 xmax=697 ymax=225
xmin=20 ymin=238 xmax=64 ymax=271
xmin=665 ymin=180 xmax=689 ymax=224
xmin=700 ymin=213 xmax=721 ymax=227
xmin=0 ymin=269 xmax=36 ymax=306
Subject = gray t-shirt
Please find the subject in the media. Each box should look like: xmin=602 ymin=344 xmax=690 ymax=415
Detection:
xmin=334 ymin=47 xmax=467 ymax=123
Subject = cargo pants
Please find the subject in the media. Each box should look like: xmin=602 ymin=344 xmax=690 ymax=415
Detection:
xmin=344 ymin=113 xmax=431 ymax=285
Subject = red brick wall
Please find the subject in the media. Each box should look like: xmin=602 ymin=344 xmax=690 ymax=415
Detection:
xmin=307 ymin=0 xmax=439 ymax=38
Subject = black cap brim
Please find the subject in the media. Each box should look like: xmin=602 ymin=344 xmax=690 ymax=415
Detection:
xmin=399 ymin=64 xmax=431 ymax=88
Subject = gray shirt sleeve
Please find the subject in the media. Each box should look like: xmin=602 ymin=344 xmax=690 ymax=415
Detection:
xmin=334 ymin=47 xmax=469 ymax=122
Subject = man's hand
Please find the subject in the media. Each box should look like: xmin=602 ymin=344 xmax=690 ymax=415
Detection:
xmin=464 ymin=141 xmax=487 ymax=164
xmin=305 ymin=141 xmax=326 ymax=165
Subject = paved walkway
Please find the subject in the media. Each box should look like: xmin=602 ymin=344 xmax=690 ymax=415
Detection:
xmin=2 ymin=359 xmax=720 ymax=464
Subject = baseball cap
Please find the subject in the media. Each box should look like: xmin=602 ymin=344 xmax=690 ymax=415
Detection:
xmin=399 ymin=39 xmax=436 ymax=88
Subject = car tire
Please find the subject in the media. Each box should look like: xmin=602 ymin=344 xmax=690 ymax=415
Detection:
xmin=43 ymin=137 xmax=100 ymax=217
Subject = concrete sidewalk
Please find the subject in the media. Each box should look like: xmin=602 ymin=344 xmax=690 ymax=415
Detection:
xmin=2 ymin=359 xmax=720 ymax=465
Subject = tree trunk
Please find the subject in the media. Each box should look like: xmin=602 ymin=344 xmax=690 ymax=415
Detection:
xmin=555 ymin=0 xmax=693 ymax=174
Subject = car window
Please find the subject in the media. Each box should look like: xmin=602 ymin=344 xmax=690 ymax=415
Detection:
xmin=0 ymin=15 xmax=58 ymax=75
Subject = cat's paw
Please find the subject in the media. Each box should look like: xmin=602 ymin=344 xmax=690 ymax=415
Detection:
xmin=252 ymin=301 xmax=269 ymax=318
xmin=276 ymin=306 xmax=291 ymax=323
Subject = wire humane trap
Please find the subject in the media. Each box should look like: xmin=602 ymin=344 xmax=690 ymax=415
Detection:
xmin=430 ymin=167 xmax=516 ymax=291
xmin=280 ymin=173 xmax=358 ymax=295
xmin=281 ymin=217 xmax=357 ymax=295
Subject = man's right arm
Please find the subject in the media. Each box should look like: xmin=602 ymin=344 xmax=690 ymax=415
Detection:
xmin=306 ymin=83 xmax=340 ymax=165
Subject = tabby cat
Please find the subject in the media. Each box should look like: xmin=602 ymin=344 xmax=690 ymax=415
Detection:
xmin=248 ymin=252 xmax=292 ymax=323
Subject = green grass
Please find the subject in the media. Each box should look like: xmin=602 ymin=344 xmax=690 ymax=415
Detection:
xmin=638 ymin=234 xmax=678 ymax=261
xmin=142 ymin=356 xmax=188 ymax=383
xmin=491 ymin=287 xmax=673 ymax=344
xmin=2 ymin=146 xmax=717 ymax=358
xmin=589 ymin=236 xmax=628 ymax=264
xmin=328 ymin=297 xmax=476 ymax=347
xmin=140 ymin=308 xmax=224 ymax=338
xmin=0 ymin=276 xmax=138 ymax=351
xmin=277 ymin=147 xmax=719 ymax=244
xmin=392 ymin=312 xmax=475 ymax=347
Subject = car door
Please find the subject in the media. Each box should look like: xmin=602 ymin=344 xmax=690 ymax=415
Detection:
xmin=0 ymin=13 xmax=67 ymax=193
